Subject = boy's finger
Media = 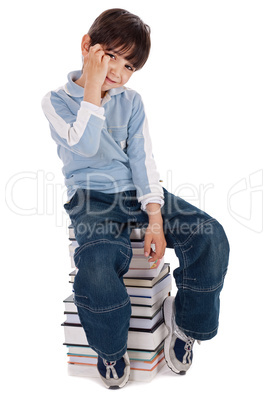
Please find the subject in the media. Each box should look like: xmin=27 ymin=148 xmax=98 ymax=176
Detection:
xmin=148 ymin=249 xmax=161 ymax=262
xmin=91 ymin=43 xmax=104 ymax=50
xmin=147 ymin=241 xmax=161 ymax=260
xmin=90 ymin=45 xmax=105 ymax=57
xmin=144 ymin=238 xmax=152 ymax=257
xmin=102 ymin=55 xmax=111 ymax=64
xmin=144 ymin=247 xmax=151 ymax=257
xmin=148 ymin=241 xmax=166 ymax=262
xmin=147 ymin=252 xmax=157 ymax=262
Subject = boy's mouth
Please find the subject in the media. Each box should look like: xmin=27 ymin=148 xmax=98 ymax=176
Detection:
xmin=105 ymin=76 xmax=117 ymax=84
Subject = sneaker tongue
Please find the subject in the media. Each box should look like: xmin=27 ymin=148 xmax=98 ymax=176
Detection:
xmin=104 ymin=361 xmax=116 ymax=367
xmin=174 ymin=325 xmax=189 ymax=342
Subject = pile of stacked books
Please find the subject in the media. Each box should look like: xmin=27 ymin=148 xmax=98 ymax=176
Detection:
xmin=62 ymin=224 xmax=171 ymax=382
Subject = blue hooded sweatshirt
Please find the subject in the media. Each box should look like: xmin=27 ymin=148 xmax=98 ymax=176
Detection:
xmin=41 ymin=70 xmax=164 ymax=210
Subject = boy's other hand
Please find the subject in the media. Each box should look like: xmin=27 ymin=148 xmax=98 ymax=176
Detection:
xmin=144 ymin=203 xmax=166 ymax=262
xmin=144 ymin=222 xmax=167 ymax=263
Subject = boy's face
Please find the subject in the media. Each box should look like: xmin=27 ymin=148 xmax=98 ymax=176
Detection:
xmin=101 ymin=48 xmax=135 ymax=95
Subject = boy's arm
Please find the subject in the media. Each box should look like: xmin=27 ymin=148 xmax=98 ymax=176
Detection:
xmin=41 ymin=93 xmax=105 ymax=157
xmin=127 ymin=93 xmax=166 ymax=259
xmin=41 ymin=45 xmax=110 ymax=157
xmin=127 ymin=93 xmax=164 ymax=204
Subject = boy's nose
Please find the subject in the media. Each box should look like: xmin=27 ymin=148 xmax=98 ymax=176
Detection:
xmin=110 ymin=65 xmax=121 ymax=78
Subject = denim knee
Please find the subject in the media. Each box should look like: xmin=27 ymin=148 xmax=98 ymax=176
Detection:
xmin=174 ymin=218 xmax=230 ymax=292
xmin=73 ymin=239 xmax=132 ymax=313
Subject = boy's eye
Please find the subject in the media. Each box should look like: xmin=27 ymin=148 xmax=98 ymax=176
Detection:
xmin=125 ymin=65 xmax=134 ymax=71
xmin=106 ymin=53 xmax=116 ymax=59
xmin=106 ymin=52 xmax=134 ymax=71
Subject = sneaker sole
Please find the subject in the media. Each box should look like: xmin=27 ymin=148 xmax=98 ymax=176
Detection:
xmin=109 ymin=377 xmax=130 ymax=390
xmin=102 ymin=373 xmax=130 ymax=389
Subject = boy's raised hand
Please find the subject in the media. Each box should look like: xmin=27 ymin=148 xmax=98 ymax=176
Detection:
xmin=84 ymin=44 xmax=110 ymax=85
xmin=83 ymin=44 xmax=110 ymax=105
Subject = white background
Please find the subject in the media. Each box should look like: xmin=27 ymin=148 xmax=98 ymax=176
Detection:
xmin=2 ymin=0 xmax=267 ymax=401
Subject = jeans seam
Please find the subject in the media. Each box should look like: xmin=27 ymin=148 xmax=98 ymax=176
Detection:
xmin=178 ymin=325 xmax=218 ymax=337
xmin=166 ymin=225 xmax=184 ymax=266
xmin=91 ymin=342 xmax=127 ymax=359
xmin=74 ymin=293 xmax=87 ymax=299
xmin=177 ymin=277 xmax=225 ymax=292
xmin=74 ymin=239 xmax=132 ymax=259
xmin=75 ymin=296 xmax=130 ymax=314
xmin=119 ymin=249 xmax=130 ymax=259
xmin=170 ymin=218 xmax=217 ymax=269
xmin=176 ymin=217 xmax=217 ymax=248
xmin=117 ymin=250 xmax=132 ymax=276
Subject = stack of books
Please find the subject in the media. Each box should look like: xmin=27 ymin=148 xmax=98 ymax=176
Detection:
xmin=62 ymin=224 xmax=171 ymax=382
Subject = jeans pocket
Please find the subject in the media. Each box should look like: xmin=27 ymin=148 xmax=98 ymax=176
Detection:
xmin=63 ymin=191 xmax=78 ymax=211
xmin=63 ymin=189 xmax=87 ymax=219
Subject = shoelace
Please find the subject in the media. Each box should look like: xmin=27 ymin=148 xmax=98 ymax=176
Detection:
xmin=174 ymin=325 xmax=201 ymax=365
xmin=103 ymin=360 xmax=118 ymax=380
xmin=183 ymin=337 xmax=195 ymax=364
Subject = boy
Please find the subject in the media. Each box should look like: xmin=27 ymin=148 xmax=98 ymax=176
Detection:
xmin=42 ymin=8 xmax=229 ymax=389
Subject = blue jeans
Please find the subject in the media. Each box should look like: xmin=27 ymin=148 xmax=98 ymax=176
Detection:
xmin=64 ymin=188 xmax=229 ymax=361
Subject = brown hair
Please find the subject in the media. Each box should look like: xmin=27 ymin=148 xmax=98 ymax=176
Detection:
xmin=87 ymin=8 xmax=151 ymax=70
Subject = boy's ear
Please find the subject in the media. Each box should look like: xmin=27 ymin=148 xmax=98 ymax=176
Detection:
xmin=81 ymin=34 xmax=91 ymax=56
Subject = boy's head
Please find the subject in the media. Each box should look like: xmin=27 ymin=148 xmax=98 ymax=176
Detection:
xmin=87 ymin=8 xmax=151 ymax=71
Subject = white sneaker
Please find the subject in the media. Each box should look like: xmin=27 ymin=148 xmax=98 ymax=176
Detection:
xmin=163 ymin=296 xmax=199 ymax=374
xmin=97 ymin=352 xmax=130 ymax=389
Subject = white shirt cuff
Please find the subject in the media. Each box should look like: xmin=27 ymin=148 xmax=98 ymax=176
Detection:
xmin=81 ymin=101 xmax=105 ymax=117
xmin=141 ymin=197 xmax=165 ymax=212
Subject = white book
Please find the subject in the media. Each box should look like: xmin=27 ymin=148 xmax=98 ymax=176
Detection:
xmin=129 ymin=284 xmax=172 ymax=306
xmin=67 ymin=342 xmax=164 ymax=361
xmin=68 ymin=226 xmax=146 ymax=241
xmin=131 ymin=295 xmax=169 ymax=317
xmin=128 ymin=227 xmax=146 ymax=240
xmin=64 ymin=308 xmax=163 ymax=330
xmin=67 ymin=355 xmax=166 ymax=382
xmin=69 ymin=241 xmax=78 ymax=256
xmin=127 ymin=274 xmax=171 ymax=297
xmin=70 ymin=255 xmax=165 ymax=273
xmin=64 ymin=313 xmax=80 ymax=325
xmin=123 ymin=264 xmax=170 ymax=287
xmin=63 ymin=294 xmax=77 ymax=313
xmin=68 ymin=225 xmax=75 ymax=240
xmin=63 ymin=321 xmax=168 ymax=351
xmin=70 ymin=256 xmax=75 ymax=268
xmin=64 ymin=292 xmax=170 ymax=318
xmin=129 ymin=256 xmax=165 ymax=269
xmin=69 ymin=264 xmax=170 ymax=286
xmin=67 ymin=345 xmax=97 ymax=356
xmin=123 ymin=259 xmax=165 ymax=278
xmin=132 ymin=247 xmax=147 ymax=255
xmin=70 ymin=257 xmax=165 ymax=278
xmin=131 ymin=240 xmax=145 ymax=248
xmin=129 ymin=310 xmax=163 ymax=330
xmin=68 ymin=350 xmax=164 ymax=371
